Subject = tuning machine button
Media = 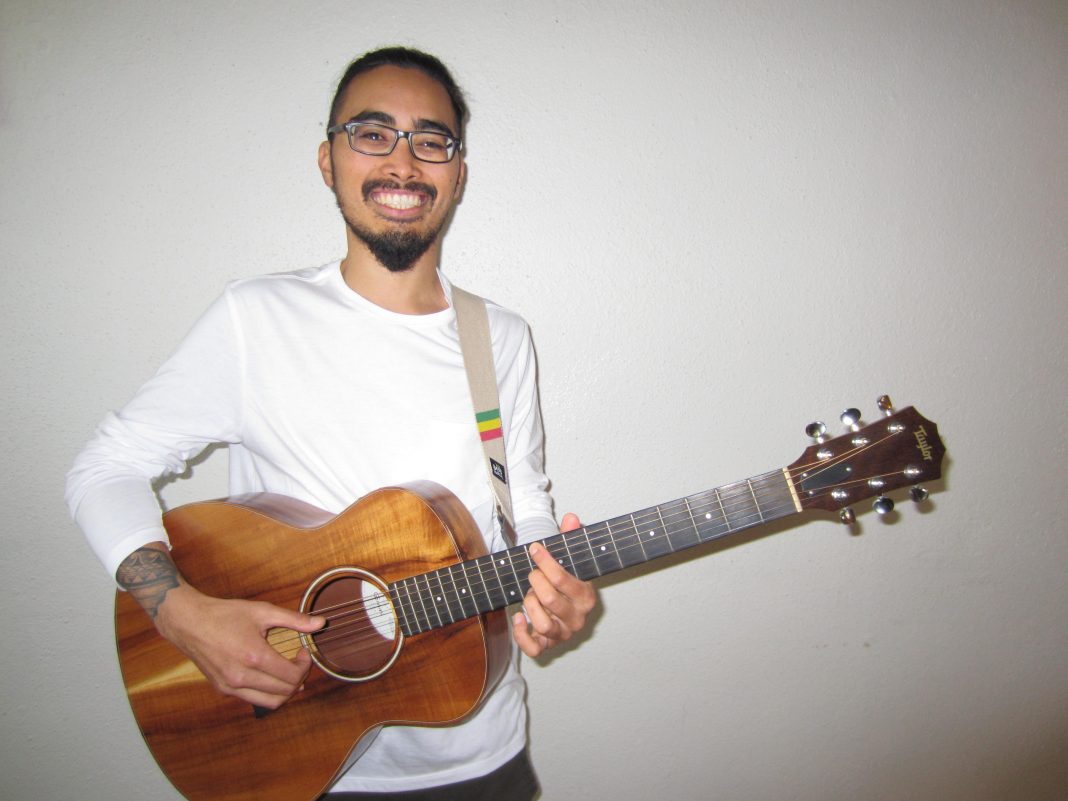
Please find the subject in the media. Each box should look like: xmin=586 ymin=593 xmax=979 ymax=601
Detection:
xmin=806 ymin=421 xmax=828 ymax=443
xmin=873 ymin=496 xmax=895 ymax=515
xmin=910 ymin=486 xmax=930 ymax=503
xmin=877 ymin=395 xmax=895 ymax=417
xmin=839 ymin=508 xmax=856 ymax=526
xmin=840 ymin=408 xmax=862 ymax=432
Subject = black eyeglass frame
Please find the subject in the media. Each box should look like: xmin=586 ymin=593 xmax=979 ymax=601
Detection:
xmin=326 ymin=121 xmax=463 ymax=163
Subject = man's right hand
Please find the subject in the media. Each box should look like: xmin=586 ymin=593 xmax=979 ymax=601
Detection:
xmin=117 ymin=543 xmax=325 ymax=709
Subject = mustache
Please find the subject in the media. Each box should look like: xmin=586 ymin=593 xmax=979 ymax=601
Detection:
xmin=361 ymin=180 xmax=438 ymax=202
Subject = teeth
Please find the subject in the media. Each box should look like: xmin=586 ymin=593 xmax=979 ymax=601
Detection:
xmin=374 ymin=192 xmax=424 ymax=210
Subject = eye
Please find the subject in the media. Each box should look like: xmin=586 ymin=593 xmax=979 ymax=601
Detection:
xmin=355 ymin=128 xmax=387 ymax=143
xmin=414 ymin=135 xmax=448 ymax=152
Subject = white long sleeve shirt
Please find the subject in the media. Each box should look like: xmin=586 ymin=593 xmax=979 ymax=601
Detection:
xmin=66 ymin=261 xmax=559 ymax=792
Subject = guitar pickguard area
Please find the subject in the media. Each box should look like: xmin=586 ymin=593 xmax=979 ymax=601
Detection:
xmin=300 ymin=567 xmax=402 ymax=683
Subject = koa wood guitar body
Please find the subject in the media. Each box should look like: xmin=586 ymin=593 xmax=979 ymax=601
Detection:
xmin=116 ymin=482 xmax=509 ymax=801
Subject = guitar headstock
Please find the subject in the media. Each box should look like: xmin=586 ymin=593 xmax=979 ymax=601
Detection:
xmin=786 ymin=398 xmax=945 ymax=520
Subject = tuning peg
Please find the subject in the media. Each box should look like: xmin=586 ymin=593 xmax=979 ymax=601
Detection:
xmin=806 ymin=421 xmax=828 ymax=443
xmin=910 ymin=486 xmax=930 ymax=503
xmin=873 ymin=496 xmax=895 ymax=515
xmin=840 ymin=408 xmax=862 ymax=432
xmin=839 ymin=508 xmax=856 ymax=526
xmin=877 ymin=395 xmax=895 ymax=417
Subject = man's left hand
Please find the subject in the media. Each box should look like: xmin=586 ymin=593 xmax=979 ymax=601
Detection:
xmin=512 ymin=512 xmax=597 ymax=657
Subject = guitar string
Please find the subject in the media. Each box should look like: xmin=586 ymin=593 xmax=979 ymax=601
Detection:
xmin=265 ymin=460 xmax=904 ymax=660
xmin=267 ymin=434 xmax=910 ymax=657
xmin=271 ymin=461 xmax=909 ymax=659
xmin=279 ymin=426 xmax=901 ymax=641
xmin=267 ymin=426 xmax=910 ymax=655
xmin=264 ymin=490 xmax=789 ymax=658
xmin=296 ymin=474 xmax=798 ymax=636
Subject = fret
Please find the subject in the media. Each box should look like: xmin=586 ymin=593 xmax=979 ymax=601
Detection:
xmin=712 ymin=488 xmax=729 ymax=534
xmin=393 ymin=578 xmax=415 ymax=634
xmin=746 ymin=479 xmax=765 ymax=522
xmin=662 ymin=499 xmax=700 ymax=549
xmin=499 ymin=555 xmax=525 ymax=606
xmin=520 ymin=545 xmax=537 ymax=582
xmin=467 ymin=559 xmax=494 ymax=615
xmin=432 ymin=569 xmax=456 ymax=625
xmin=606 ymin=516 xmax=642 ymax=569
xmin=565 ymin=528 xmax=598 ymax=581
xmin=579 ymin=526 xmax=603 ymax=578
xmin=631 ymin=514 xmax=650 ymax=562
xmin=692 ymin=492 xmax=725 ymax=541
xmin=717 ymin=480 xmax=763 ymax=532
xmin=560 ymin=532 xmax=580 ymax=576
xmin=399 ymin=577 xmax=429 ymax=635
xmin=586 ymin=521 xmax=622 ymax=575
xmin=755 ymin=470 xmax=799 ymax=518
xmin=545 ymin=535 xmax=574 ymax=576
xmin=482 ymin=554 xmax=509 ymax=610
xmin=412 ymin=576 xmax=434 ymax=633
xmin=420 ymin=572 xmax=443 ymax=628
xmin=632 ymin=509 xmax=673 ymax=561
xmin=388 ymin=585 xmax=413 ymax=638
xmin=501 ymin=548 xmax=525 ymax=605
xmin=655 ymin=506 xmax=677 ymax=554
xmin=683 ymin=496 xmax=704 ymax=546
xmin=450 ymin=562 xmax=478 ymax=619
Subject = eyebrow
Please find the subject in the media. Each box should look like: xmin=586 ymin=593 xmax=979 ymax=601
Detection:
xmin=347 ymin=110 xmax=457 ymax=138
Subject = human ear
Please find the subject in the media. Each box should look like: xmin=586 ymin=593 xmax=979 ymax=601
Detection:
xmin=452 ymin=158 xmax=467 ymax=200
xmin=317 ymin=139 xmax=335 ymax=189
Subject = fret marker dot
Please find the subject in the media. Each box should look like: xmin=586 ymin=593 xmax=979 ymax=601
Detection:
xmin=648 ymin=530 xmax=655 ymax=537
xmin=461 ymin=589 xmax=467 ymax=595
xmin=705 ymin=513 xmax=712 ymax=519
xmin=498 ymin=559 xmax=505 ymax=565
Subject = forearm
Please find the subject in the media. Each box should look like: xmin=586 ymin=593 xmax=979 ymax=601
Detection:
xmin=115 ymin=542 xmax=183 ymax=620
xmin=67 ymin=290 xmax=244 ymax=578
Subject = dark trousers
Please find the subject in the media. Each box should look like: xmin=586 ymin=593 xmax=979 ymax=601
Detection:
xmin=321 ymin=748 xmax=539 ymax=801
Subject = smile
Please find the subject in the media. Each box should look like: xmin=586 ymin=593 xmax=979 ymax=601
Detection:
xmin=370 ymin=191 xmax=427 ymax=211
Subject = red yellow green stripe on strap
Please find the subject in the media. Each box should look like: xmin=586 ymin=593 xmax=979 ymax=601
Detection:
xmin=476 ymin=408 xmax=503 ymax=442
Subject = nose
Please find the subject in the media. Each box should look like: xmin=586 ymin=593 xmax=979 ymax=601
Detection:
xmin=381 ymin=135 xmax=422 ymax=182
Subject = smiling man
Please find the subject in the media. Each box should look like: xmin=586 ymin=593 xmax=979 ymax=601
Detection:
xmin=67 ymin=47 xmax=595 ymax=800
xmin=322 ymin=62 xmax=466 ymax=288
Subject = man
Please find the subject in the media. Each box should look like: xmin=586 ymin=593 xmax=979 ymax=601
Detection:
xmin=66 ymin=47 xmax=595 ymax=799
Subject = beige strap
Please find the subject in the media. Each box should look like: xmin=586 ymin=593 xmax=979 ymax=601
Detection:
xmin=451 ymin=285 xmax=516 ymax=542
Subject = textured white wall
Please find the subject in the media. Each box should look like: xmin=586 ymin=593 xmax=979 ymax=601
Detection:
xmin=3 ymin=2 xmax=1066 ymax=800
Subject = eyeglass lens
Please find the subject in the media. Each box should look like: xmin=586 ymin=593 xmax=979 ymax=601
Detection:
xmin=348 ymin=123 xmax=455 ymax=163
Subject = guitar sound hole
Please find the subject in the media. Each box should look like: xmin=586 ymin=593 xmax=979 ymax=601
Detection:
xmin=304 ymin=569 xmax=400 ymax=682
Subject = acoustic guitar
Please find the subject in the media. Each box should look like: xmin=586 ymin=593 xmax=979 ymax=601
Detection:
xmin=115 ymin=398 xmax=945 ymax=801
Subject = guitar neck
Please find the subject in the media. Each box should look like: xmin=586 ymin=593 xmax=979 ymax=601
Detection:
xmin=390 ymin=468 xmax=800 ymax=637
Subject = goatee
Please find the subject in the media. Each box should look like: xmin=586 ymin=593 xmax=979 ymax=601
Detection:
xmin=338 ymin=180 xmax=441 ymax=273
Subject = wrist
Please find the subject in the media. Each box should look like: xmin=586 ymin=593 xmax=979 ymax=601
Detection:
xmin=116 ymin=543 xmax=184 ymax=621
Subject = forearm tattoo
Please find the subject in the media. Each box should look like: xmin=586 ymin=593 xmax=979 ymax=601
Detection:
xmin=117 ymin=547 xmax=180 ymax=619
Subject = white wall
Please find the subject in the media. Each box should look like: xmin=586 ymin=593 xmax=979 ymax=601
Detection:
xmin=3 ymin=2 xmax=1066 ymax=799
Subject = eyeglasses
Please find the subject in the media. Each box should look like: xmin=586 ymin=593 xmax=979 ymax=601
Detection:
xmin=326 ymin=121 xmax=462 ymax=164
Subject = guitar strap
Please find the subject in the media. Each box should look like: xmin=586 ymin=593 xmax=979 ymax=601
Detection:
xmin=451 ymin=285 xmax=517 ymax=545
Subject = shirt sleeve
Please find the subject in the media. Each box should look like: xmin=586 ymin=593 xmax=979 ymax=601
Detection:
xmin=495 ymin=317 xmax=559 ymax=546
xmin=65 ymin=290 xmax=245 ymax=578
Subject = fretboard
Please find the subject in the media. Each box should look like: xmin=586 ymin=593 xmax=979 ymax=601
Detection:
xmin=389 ymin=468 xmax=799 ymax=637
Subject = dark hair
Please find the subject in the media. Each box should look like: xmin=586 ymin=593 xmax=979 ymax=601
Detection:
xmin=327 ymin=47 xmax=469 ymax=139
